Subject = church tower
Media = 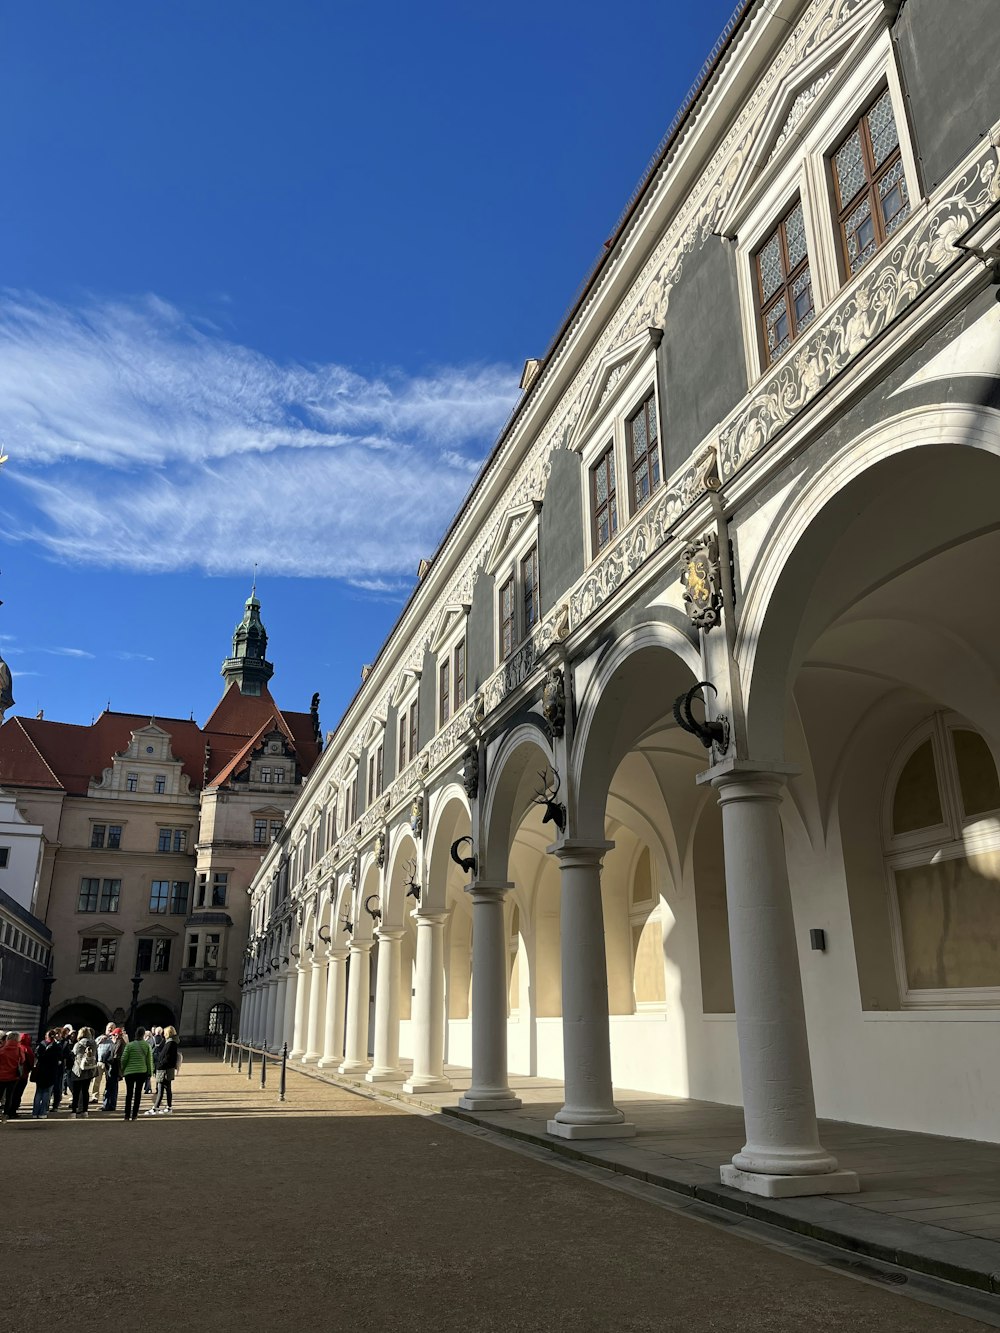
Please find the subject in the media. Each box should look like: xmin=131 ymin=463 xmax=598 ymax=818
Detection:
xmin=221 ymin=585 xmax=274 ymax=696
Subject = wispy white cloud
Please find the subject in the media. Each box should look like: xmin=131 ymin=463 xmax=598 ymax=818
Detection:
xmin=0 ymin=292 xmax=520 ymax=583
xmin=112 ymin=651 xmax=155 ymax=662
xmin=41 ymin=646 xmax=95 ymax=659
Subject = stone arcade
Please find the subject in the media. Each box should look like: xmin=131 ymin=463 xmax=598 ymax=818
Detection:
xmin=242 ymin=0 xmax=1000 ymax=1198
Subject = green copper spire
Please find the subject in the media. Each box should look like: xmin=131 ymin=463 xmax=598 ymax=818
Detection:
xmin=221 ymin=583 xmax=274 ymax=696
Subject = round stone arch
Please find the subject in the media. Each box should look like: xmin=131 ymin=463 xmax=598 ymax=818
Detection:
xmin=425 ymin=783 xmax=471 ymax=912
xmin=738 ymin=404 xmax=1000 ymax=761
xmin=332 ymin=876 xmax=356 ymax=945
xmin=353 ymin=855 xmax=381 ymax=943
xmin=482 ymin=721 xmax=555 ymax=881
xmin=572 ymin=622 xmax=703 ymax=838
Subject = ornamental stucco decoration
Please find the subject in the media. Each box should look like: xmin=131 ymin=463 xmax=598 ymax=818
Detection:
xmin=542 ymin=668 xmax=566 ymax=738
xmin=720 ymin=143 xmax=1000 ymax=479
xmin=681 ymin=533 xmax=723 ymax=630
xmin=461 ymin=747 xmax=479 ymax=801
xmin=375 ymin=831 xmax=386 ymax=869
xmin=410 ymin=795 xmax=424 ymax=840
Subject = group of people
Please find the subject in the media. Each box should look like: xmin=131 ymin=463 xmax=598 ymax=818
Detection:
xmin=0 ymin=1022 xmax=182 ymax=1122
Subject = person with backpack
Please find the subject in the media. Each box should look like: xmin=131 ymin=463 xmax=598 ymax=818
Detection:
xmin=101 ymin=1028 xmax=126 ymax=1113
xmin=146 ymin=1025 xmax=181 ymax=1115
xmin=31 ymin=1030 xmax=63 ymax=1118
xmin=70 ymin=1027 xmax=99 ymax=1117
xmin=92 ymin=1023 xmax=114 ymax=1106
xmin=120 ymin=1027 xmax=155 ymax=1121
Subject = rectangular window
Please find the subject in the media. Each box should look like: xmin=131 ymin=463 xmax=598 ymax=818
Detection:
xmin=591 ymin=445 xmax=618 ymax=554
xmin=439 ymin=657 xmax=451 ymax=725
xmin=78 ymin=878 xmax=100 ymax=913
xmin=173 ymin=829 xmax=187 ymax=853
xmin=0 ymin=847 xmax=8 ymax=869
xmin=79 ymin=937 xmax=117 ymax=972
xmin=196 ymin=874 xmax=207 ymax=908
xmin=205 ymin=933 xmax=221 ymax=968
xmin=137 ymin=937 xmax=153 ymax=972
xmin=149 ymin=880 xmax=170 ymax=913
xmin=521 ymin=545 xmax=539 ymax=634
xmin=269 ymin=819 xmax=282 ymax=842
xmin=454 ymin=638 xmax=466 ymax=709
xmin=755 ymin=199 xmax=815 ymax=367
xmin=126 ymin=772 xmax=138 ymax=792
xmin=408 ymin=702 xmax=418 ymax=765
xmin=261 ymin=766 xmax=272 ymax=784
xmin=99 ymin=879 xmax=120 ymax=913
xmin=627 ymin=391 xmax=662 ymax=509
xmin=154 ymin=775 xmax=166 ymax=794
xmin=91 ymin=825 xmax=106 ymax=849
xmin=367 ymin=752 xmax=376 ymax=804
xmin=153 ymin=938 xmax=171 ymax=972
xmin=212 ymin=872 xmax=228 ymax=908
xmin=158 ymin=828 xmax=172 ymax=853
xmin=107 ymin=825 xmax=122 ymax=849
xmin=170 ymin=881 xmax=189 ymax=915
xmin=499 ymin=575 xmax=515 ymax=661
xmin=273 ymin=767 xmax=286 ymax=784
xmin=376 ymin=744 xmax=383 ymax=797
xmin=187 ymin=933 xmax=199 ymax=968
xmin=254 ymin=818 xmax=268 ymax=844
xmin=832 ymin=88 xmax=910 ymax=279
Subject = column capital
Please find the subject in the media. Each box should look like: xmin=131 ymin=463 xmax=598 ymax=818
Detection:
xmin=349 ymin=938 xmax=375 ymax=955
xmin=413 ymin=909 xmax=449 ymax=927
xmin=547 ymin=838 xmax=614 ymax=867
xmin=375 ymin=926 xmax=405 ymax=942
xmin=465 ymin=879 xmax=514 ymax=905
xmin=325 ymin=945 xmax=350 ymax=962
xmin=311 ymin=954 xmax=329 ymax=970
xmin=697 ymin=756 xmax=800 ymax=792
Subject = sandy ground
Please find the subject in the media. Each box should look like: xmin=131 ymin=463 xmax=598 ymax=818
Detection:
xmin=2 ymin=1054 xmax=993 ymax=1333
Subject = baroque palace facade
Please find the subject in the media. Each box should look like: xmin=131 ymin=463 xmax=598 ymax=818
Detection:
xmin=243 ymin=0 xmax=1000 ymax=1198
xmin=0 ymin=593 xmax=320 ymax=1042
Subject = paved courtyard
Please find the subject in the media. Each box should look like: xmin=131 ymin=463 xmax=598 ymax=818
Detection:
xmin=3 ymin=1053 xmax=996 ymax=1333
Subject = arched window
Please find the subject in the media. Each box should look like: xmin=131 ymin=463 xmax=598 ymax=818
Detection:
xmin=629 ymin=847 xmax=665 ymax=1008
xmin=884 ymin=714 xmax=1000 ymax=1006
xmin=508 ymin=905 xmax=521 ymax=1014
xmin=208 ymin=1002 xmax=234 ymax=1036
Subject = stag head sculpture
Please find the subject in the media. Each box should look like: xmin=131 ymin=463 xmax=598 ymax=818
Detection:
xmin=533 ymin=766 xmax=567 ymax=833
xmin=403 ymin=858 xmax=421 ymax=901
xmin=449 ymin=835 xmax=477 ymax=877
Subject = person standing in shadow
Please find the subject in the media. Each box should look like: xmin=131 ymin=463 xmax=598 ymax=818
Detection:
xmin=120 ymin=1027 xmax=154 ymax=1121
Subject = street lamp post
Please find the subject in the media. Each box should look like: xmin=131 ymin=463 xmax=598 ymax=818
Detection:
xmin=37 ymin=969 xmax=56 ymax=1044
xmin=126 ymin=970 xmax=143 ymax=1035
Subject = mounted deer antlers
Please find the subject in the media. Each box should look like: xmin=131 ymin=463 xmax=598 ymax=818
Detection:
xmin=672 ymin=681 xmax=730 ymax=753
xmin=533 ymin=766 xmax=567 ymax=833
xmin=403 ymin=858 xmax=421 ymax=901
xmin=450 ymin=835 xmax=477 ymax=877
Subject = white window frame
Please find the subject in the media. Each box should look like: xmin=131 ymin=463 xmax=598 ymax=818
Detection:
xmin=431 ymin=605 xmax=470 ymax=730
xmin=883 ymin=713 xmax=1000 ymax=1009
xmin=488 ymin=507 xmax=541 ymax=666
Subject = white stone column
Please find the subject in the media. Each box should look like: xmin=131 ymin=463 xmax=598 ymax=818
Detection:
xmin=265 ymin=980 xmax=280 ymax=1048
xmin=713 ymin=769 xmax=858 ymax=1197
xmin=290 ymin=963 xmax=310 ymax=1060
xmin=459 ymin=881 xmax=521 ymax=1111
xmin=249 ymin=986 xmax=263 ymax=1044
xmin=367 ymin=928 xmax=404 ymax=1082
xmin=339 ymin=939 xmax=373 ymax=1075
xmin=271 ymin=974 xmax=287 ymax=1052
xmin=240 ymin=987 xmax=253 ymax=1042
xmin=548 ymin=842 xmax=635 ymax=1139
xmin=403 ymin=909 xmax=451 ymax=1093
xmin=281 ymin=970 xmax=297 ymax=1053
xmin=318 ymin=948 xmax=349 ymax=1069
xmin=304 ymin=956 xmax=327 ymax=1062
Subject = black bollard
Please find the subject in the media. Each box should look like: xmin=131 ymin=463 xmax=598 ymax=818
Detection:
xmin=280 ymin=1043 xmax=287 ymax=1103
xmin=237 ymin=1042 xmax=243 ymax=1074
xmin=260 ymin=1048 xmax=267 ymax=1090
xmin=248 ymin=1045 xmax=254 ymax=1080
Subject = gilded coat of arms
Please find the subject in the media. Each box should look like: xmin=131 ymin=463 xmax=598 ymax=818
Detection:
xmin=680 ymin=533 xmax=723 ymax=630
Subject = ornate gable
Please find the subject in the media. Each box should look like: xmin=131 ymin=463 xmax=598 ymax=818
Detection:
xmin=568 ymin=326 xmax=663 ymax=453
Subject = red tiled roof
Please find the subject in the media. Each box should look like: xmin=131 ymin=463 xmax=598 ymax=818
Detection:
xmin=0 ymin=685 xmax=320 ymax=795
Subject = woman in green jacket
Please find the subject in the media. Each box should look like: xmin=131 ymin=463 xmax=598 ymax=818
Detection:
xmin=120 ymin=1027 xmax=155 ymax=1121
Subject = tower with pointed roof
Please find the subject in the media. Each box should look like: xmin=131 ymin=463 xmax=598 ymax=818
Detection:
xmin=221 ymin=583 xmax=274 ymax=697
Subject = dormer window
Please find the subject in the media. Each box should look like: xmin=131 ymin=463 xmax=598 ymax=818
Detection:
xmin=154 ymin=774 xmax=166 ymax=794
xmin=487 ymin=503 xmax=542 ymax=665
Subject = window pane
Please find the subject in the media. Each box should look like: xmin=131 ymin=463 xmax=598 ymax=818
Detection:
xmin=78 ymin=878 xmax=99 ymax=912
xmin=594 ymin=458 xmax=608 ymax=504
xmin=98 ymin=939 xmax=117 ymax=972
xmin=170 ymin=881 xmax=189 ymax=914
xmin=758 ymin=231 xmax=783 ymax=300
xmin=454 ymin=639 xmax=466 ymax=707
xmin=895 ymin=852 xmax=1000 ymax=989
xmin=107 ymin=825 xmax=122 ymax=849
xmin=149 ymin=881 xmax=169 ymax=913
xmin=153 ymin=939 xmax=171 ymax=972
xmin=784 ymin=200 xmax=808 ymax=269
xmin=91 ymin=825 xmax=106 ymax=849
xmin=844 ymin=195 xmax=876 ymax=274
xmin=952 ymin=730 xmax=1000 ymax=819
xmin=766 ymin=296 xmax=791 ymax=359
xmin=834 ymin=127 xmax=866 ymax=205
xmin=630 ymin=409 xmax=647 ymax=461
xmin=137 ymin=938 xmax=153 ymax=972
xmin=158 ymin=829 xmax=171 ymax=852
xmin=100 ymin=880 xmax=120 ymax=913
xmin=173 ymin=829 xmax=187 ymax=853
xmin=792 ymin=268 xmax=815 ymax=329
xmin=79 ymin=938 xmax=98 ymax=972
xmin=867 ymin=88 xmax=899 ymax=167
xmin=892 ymin=739 xmax=943 ymax=834
xmin=878 ymin=158 xmax=910 ymax=234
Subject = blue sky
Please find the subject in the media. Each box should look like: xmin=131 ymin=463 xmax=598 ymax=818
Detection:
xmin=0 ymin=0 xmax=739 ymax=732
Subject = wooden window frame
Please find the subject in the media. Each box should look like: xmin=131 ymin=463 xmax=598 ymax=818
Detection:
xmin=499 ymin=575 xmax=516 ymax=661
xmin=408 ymin=701 xmax=419 ymax=766
xmin=454 ymin=638 xmax=466 ymax=709
xmin=626 ymin=392 xmax=661 ymax=514
xmin=590 ymin=443 xmax=618 ymax=555
xmin=439 ymin=655 xmax=451 ymax=726
xmin=754 ymin=199 xmax=815 ymax=368
xmin=831 ymin=87 xmax=909 ymax=281
xmin=521 ymin=544 xmax=539 ymax=635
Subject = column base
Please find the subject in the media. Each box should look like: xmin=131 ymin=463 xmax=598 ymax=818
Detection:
xmin=547 ymin=1118 xmax=636 ymax=1140
xmin=338 ymin=1059 xmax=370 ymax=1075
xmin=288 ymin=1048 xmax=305 ymax=1061
xmin=317 ymin=1055 xmax=344 ymax=1070
xmin=402 ymin=1074 xmax=453 ymax=1094
xmin=459 ymin=1091 xmax=522 ymax=1111
xmin=720 ymin=1164 xmax=860 ymax=1198
xmin=366 ymin=1066 xmax=403 ymax=1083
xmin=301 ymin=1051 xmax=322 ymax=1064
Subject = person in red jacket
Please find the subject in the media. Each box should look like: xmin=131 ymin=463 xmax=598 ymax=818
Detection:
xmin=0 ymin=1031 xmax=24 ymax=1119
xmin=11 ymin=1033 xmax=34 ymax=1117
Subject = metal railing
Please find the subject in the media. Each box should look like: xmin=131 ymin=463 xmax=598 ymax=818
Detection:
xmin=221 ymin=1036 xmax=288 ymax=1102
